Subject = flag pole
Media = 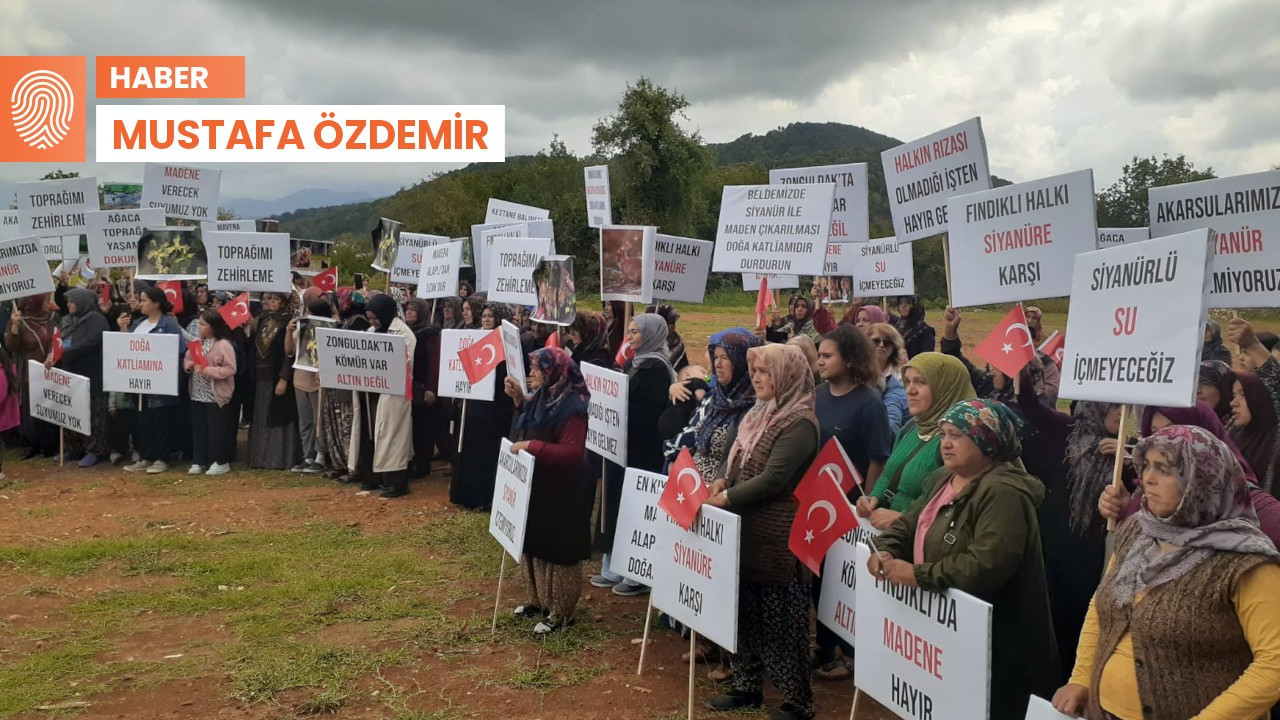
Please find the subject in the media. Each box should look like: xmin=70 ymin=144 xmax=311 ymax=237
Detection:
xmin=849 ymin=688 xmax=862 ymax=720
xmin=59 ymin=428 xmax=64 ymax=468
xmin=457 ymin=400 xmax=468 ymax=454
xmin=942 ymin=233 xmax=953 ymax=308
xmin=599 ymin=457 xmax=608 ymax=534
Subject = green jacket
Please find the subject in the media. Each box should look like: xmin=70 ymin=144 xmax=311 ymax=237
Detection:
xmin=877 ymin=462 xmax=1060 ymax=720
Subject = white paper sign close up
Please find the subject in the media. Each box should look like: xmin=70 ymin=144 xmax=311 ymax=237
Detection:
xmin=713 ymin=183 xmax=836 ymax=276
xmin=652 ymin=505 xmax=741 ymax=653
xmin=881 ymin=117 xmax=992 ymax=243
xmin=581 ymin=363 xmax=629 ymax=466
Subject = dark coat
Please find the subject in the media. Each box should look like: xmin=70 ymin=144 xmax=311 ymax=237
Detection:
xmin=518 ymin=413 xmax=593 ymax=565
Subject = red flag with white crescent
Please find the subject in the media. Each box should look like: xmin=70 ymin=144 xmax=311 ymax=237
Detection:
xmin=157 ymin=281 xmax=183 ymax=315
xmin=974 ymin=303 xmax=1037 ymax=378
xmin=795 ymin=437 xmax=864 ymax=500
xmin=457 ymin=327 xmax=504 ymax=385
xmin=312 ymin=267 xmax=338 ymax=293
xmin=219 ymin=292 xmax=252 ymax=331
xmin=754 ymin=275 xmax=770 ymax=329
xmin=658 ymin=448 xmax=710 ymax=530
xmin=788 ymin=472 xmax=859 ymax=576
xmin=1038 ymin=330 xmax=1065 ymax=368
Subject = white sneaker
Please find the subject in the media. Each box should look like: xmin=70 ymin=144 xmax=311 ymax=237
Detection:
xmin=188 ymin=464 xmax=205 ymax=475
xmin=123 ymin=460 xmax=151 ymax=473
xmin=145 ymin=461 xmax=170 ymax=475
xmin=205 ymin=463 xmax=230 ymax=476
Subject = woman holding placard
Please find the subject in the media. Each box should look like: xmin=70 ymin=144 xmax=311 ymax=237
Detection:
xmin=1054 ymin=425 xmax=1280 ymax=720
xmin=321 ymin=288 xmax=365 ymax=479
xmin=868 ymin=398 xmax=1059 ymax=720
xmin=503 ymin=347 xmax=592 ymax=634
xmin=121 ymin=287 xmax=188 ymax=475
xmin=6 ymin=294 xmax=59 ymax=459
xmin=703 ymin=343 xmax=819 ymax=720
xmin=349 ymin=294 xmax=416 ymax=499
xmin=450 ymin=302 xmax=516 ymax=510
xmin=246 ymin=292 xmax=301 ymax=472
xmin=53 ymin=288 xmax=109 ymax=467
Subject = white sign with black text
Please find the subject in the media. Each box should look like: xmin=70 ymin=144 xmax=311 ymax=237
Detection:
xmin=490 ymin=438 xmax=534 ymax=560
xmin=314 ymin=327 xmax=407 ymax=396
xmin=713 ymin=183 xmax=836 ymax=276
xmin=581 ymin=363 xmax=629 ymax=466
xmin=205 ymin=231 xmax=291 ymax=293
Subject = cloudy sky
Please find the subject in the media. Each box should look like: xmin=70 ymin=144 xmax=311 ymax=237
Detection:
xmin=2 ymin=0 xmax=1277 ymax=209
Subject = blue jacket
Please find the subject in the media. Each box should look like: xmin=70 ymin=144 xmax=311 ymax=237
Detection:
xmin=882 ymin=373 xmax=909 ymax=434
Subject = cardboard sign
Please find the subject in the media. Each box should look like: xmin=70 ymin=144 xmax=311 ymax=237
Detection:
xmin=499 ymin=320 xmax=527 ymax=396
xmin=714 ymin=183 xmax=836 ymax=276
xmin=853 ymin=544 xmax=994 ymax=720
xmin=816 ymin=523 xmax=881 ymax=648
xmin=490 ymin=438 xmax=535 ymax=560
xmin=485 ymin=198 xmax=550 ymax=225
xmin=391 ymin=232 xmax=450 ymax=286
xmin=0 ymin=237 xmax=56 ymax=302
xmin=15 ymin=177 xmax=99 ymax=237
xmin=740 ymin=273 xmax=799 ymax=291
xmin=205 ymin=231 xmax=291 ymax=293
xmin=610 ymin=468 xmax=667 ymax=585
xmin=770 ymin=162 xmax=871 ymax=274
xmin=141 ymin=163 xmax=221 ymax=221
xmin=201 ymin=219 xmax=257 ymax=233
xmin=652 ymin=234 xmax=713 ymax=304
xmin=652 ymin=505 xmax=741 ymax=653
xmin=27 ymin=361 xmax=91 ymax=436
xmin=416 ymin=241 xmax=463 ymax=299
xmin=1097 ymin=227 xmax=1149 ymax=249
xmin=102 ymin=331 xmax=180 ymax=396
xmin=293 ymin=316 xmax=335 ymax=372
xmin=438 ymin=329 xmax=497 ymax=400
xmin=1149 ymin=170 xmax=1280 ymax=308
xmin=86 ymin=208 xmax=166 ymax=268
xmin=1059 ymin=228 xmax=1212 ymax=407
xmin=41 ymin=235 xmax=79 ymax=263
xmin=947 ymin=169 xmax=1097 ymax=307
xmin=599 ymin=225 xmax=656 ymax=303
xmin=471 ymin=219 xmax=554 ymax=292
xmin=582 ymin=363 xmax=628 ymax=466
xmin=584 ymin=165 xmax=613 ymax=228
xmin=850 ymin=237 xmax=915 ymax=297
xmin=487 ymin=236 xmax=552 ymax=306
xmin=882 ymin=117 xmax=992 ymax=243
xmin=1025 ymin=696 xmax=1079 ymax=720
xmin=314 ymin=327 xmax=407 ymax=396
xmin=2 ymin=210 xmax=23 ymax=241
xmin=136 ymin=226 xmax=208 ymax=280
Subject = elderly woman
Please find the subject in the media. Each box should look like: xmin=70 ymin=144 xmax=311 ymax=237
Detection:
xmin=504 ymin=348 xmax=593 ymax=634
xmin=1054 ymin=425 xmax=1280 ymax=719
xmin=705 ymin=343 xmax=820 ymax=720
xmin=870 ymin=399 xmax=1059 ymax=720
xmin=349 ymin=294 xmax=416 ymax=498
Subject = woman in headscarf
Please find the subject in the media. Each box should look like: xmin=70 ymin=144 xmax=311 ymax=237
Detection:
xmin=119 ymin=287 xmax=188 ymax=474
xmin=404 ymin=298 xmax=443 ymax=479
xmin=766 ymin=295 xmax=821 ymax=344
xmin=1199 ymin=360 xmax=1237 ymax=426
xmin=246 ymin=291 xmax=301 ymax=471
xmin=939 ymin=306 xmax=1059 ymax=408
xmin=321 ymin=288 xmax=365 ymax=479
xmin=349 ymin=293 xmax=416 ymax=498
xmin=786 ymin=334 xmax=820 ymax=385
xmin=568 ymin=311 xmax=610 ymax=369
xmin=450 ymin=302 xmax=516 ymax=510
xmin=871 ymin=399 xmax=1060 ymax=720
xmin=1231 ymin=371 xmax=1280 ymax=494
xmin=1054 ymin=426 xmax=1280 ymax=720
xmin=284 ymin=290 xmax=328 ymax=473
xmin=652 ymin=304 xmax=689 ymax=371
xmin=1202 ymin=319 xmax=1232 ymax=364
xmin=504 ymin=348 xmax=593 ymax=634
xmin=893 ymin=295 xmax=936 ymax=358
xmin=603 ymin=300 xmax=628 ymax=361
xmin=704 ymin=343 xmax=820 ymax=720
xmin=666 ymin=330 xmax=763 ymax=481
xmin=852 ymin=304 xmax=890 ymax=335
xmin=461 ymin=294 xmax=486 ymax=330
xmin=52 ymin=288 xmax=109 ymax=467
xmin=858 ymin=353 xmax=977 ymax=529
xmin=592 ymin=312 xmax=676 ymax=595
xmin=437 ymin=295 xmax=464 ymax=330
xmin=867 ymin=323 xmax=910 ymax=433
xmin=4 ymin=294 xmax=58 ymax=458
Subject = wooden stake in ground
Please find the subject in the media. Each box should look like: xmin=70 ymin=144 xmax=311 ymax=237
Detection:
xmin=687 ymin=630 xmax=698 ymax=720
xmin=599 ymin=457 xmax=608 ymax=534
xmin=456 ymin=400 xmax=468 ymax=454
xmin=491 ymin=552 xmax=507 ymax=635
xmin=636 ymin=595 xmax=654 ymax=675
xmin=1107 ymin=404 xmax=1130 ymax=532
xmin=849 ymin=687 xmax=863 ymax=720
xmin=58 ymin=428 xmax=64 ymax=467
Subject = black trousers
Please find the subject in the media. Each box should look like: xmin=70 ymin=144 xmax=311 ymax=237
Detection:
xmin=138 ymin=403 xmax=182 ymax=462
xmin=191 ymin=401 xmax=231 ymax=466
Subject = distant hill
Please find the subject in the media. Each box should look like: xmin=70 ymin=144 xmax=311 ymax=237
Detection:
xmin=709 ymin=121 xmax=902 ymax=165
xmin=227 ymin=188 xmax=375 ymax=221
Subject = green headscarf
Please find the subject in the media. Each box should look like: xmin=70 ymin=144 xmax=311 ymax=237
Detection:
xmin=903 ymin=352 xmax=976 ymax=437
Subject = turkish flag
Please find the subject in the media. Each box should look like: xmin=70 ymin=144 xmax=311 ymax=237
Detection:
xmin=659 ymin=448 xmax=710 ymax=530
xmin=187 ymin=340 xmax=208 ymax=368
xmin=795 ymin=437 xmax=864 ymax=500
xmin=157 ymin=281 xmax=183 ymax=315
xmin=974 ymin=303 xmax=1036 ymax=378
xmin=219 ymin=292 xmax=252 ymax=331
xmin=312 ymin=267 xmax=338 ymax=293
xmin=544 ymin=331 xmax=560 ymax=349
xmin=754 ymin=275 xmax=770 ymax=329
xmin=457 ymin=327 xmax=504 ymax=384
xmin=1038 ymin=330 xmax=1065 ymax=368
xmin=98 ymin=281 xmax=112 ymax=307
xmin=50 ymin=327 xmax=63 ymax=365
xmin=614 ymin=340 xmax=634 ymax=368
xmin=789 ymin=472 xmax=859 ymax=576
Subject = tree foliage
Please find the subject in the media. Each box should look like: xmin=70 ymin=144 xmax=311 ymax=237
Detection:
xmin=1096 ymin=154 xmax=1216 ymax=228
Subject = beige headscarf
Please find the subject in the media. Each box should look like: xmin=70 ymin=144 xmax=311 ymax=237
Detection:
xmin=727 ymin=344 xmax=818 ymax=470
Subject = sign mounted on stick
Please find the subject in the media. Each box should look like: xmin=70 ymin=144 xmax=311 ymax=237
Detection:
xmin=713 ymin=183 xmax=835 ymax=276
xmin=881 ymin=117 xmax=992 ymax=243
xmin=581 ymin=363 xmax=628 ymax=466
xmin=652 ymin=505 xmax=741 ymax=654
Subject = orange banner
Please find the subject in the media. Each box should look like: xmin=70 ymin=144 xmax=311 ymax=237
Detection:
xmin=95 ymin=56 xmax=244 ymax=98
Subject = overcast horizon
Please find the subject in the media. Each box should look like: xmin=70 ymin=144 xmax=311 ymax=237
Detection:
xmin=1 ymin=0 xmax=1276 ymax=212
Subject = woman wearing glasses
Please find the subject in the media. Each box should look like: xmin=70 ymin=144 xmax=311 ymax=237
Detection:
xmin=867 ymin=323 xmax=910 ymax=434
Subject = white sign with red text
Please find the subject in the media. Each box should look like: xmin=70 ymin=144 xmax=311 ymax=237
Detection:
xmin=27 ymin=361 xmax=91 ymax=436
xmin=850 ymin=237 xmax=915 ymax=297
xmin=490 ymin=438 xmax=534 ymax=560
xmin=86 ymin=208 xmax=166 ymax=268
xmin=391 ymin=232 xmax=450 ymax=286
xmin=582 ymin=363 xmax=629 ymax=466
xmin=438 ymin=329 xmax=495 ymax=400
xmin=816 ymin=521 xmax=881 ymax=648
xmin=652 ymin=234 xmax=713 ymax=303
xmin=314 ymin=327 xmax=406 ymax=396
xmin=0 ymin=237 xmax=56 ymax=302
xmin=584 ymin=165 xmax=613 ymax=228
xmin=102 ymin=331 xmax=180 ymax=396
xmin=653 ymin=505 xmax=741 ymax=653
xmin=141 ymin=163 xmax=221 ymax=222
xmin=882 ymin=118 xmax=991 ymax=243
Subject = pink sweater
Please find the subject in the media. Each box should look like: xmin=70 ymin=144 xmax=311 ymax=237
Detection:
xmin=183 ymin=339 xmax=237 ymax=407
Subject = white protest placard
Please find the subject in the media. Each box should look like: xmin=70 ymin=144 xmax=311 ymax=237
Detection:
xmin=487 ymin=236 xmax=551 ymax=305
xmin=882 ymin=117 xmax=992 ymax=243
xmin=599 ymin=225 xmax=656 ymax=303
xmin=652 ymin=234 xmax=713 ymax=303
xmin=850 ymin=237 xmax=915 ymax=297
xmin=438 ymin=329 xmax=496 ymax=400
xmin=713 ymin=183 xmax=836 ymax=276
xmin=141 ymin=163 xmax=221 ymax=221
xmin=485 ymin=198 xmax=550 ymax=225
xmin=1097 ymin=227 xmax=1149 ymax=249
xmin=1149 ymin=170 xmax=1280 ymax=308
xmin=201 ymin=219 xmax=257 ymax=233
xmin=86 ymin=208 xmax=165 ymax=268
xmin=416 ymin=241 xmax=462 ymax=299
xmin=40 ymin=235 xmax=79 ymax=263
xmin=0 ymin=237 xmax=56 ymax=302
xmin=653 ymin=506 xmax=741 ymax=653
xmin=471 ymin=219 xmax=554 ymax=292
xmin=391 ymin=232 xmax=450 ymax=286
xmin=102 ymin=332 xmax=180 ymax=396
xmin=771 ymin=163 xmax=870 ymax=274
xmin=315 ymin=327 xmax=407 ymax=396
xmin=205 ymin=231 xmax=291 ymax=293
xmin=27 ymin=361 xmax=91 ymax=436
xmin=1 ymin=211 xmax=20 ymax=241
xmin=853 ymin=544 xmax=993 ymax=720
xmin=610 ymin=469 xmax=666 ymax=585
xmin=582 ymin=363 xmax=628 ymax=466
xmin=741 ymin=273 xmax=799 ymax=292
xmin=584 ymin=165 xmax=613 ymax=228
xmin=947 ymin=169 xmax=1097 ymax=308
xmin=499 ymin=320 xmax=527 ymax=396
xmin=1059 ymin=228 xmax=1212 ymax=407
xmin=15 ymin=177 xmax=98 ymax=237
xmin=1025 ymin=696 xmax=1078 ymax=720
xmin=816 ymin=522 xmax=881 ymax=648
xmin=490 ymin=438 xmax=534 ymax=559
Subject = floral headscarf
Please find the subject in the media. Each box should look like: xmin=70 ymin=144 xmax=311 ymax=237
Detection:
xmin=666 ymin=329 xmax=762 ymax=460
xmin=482 ymin=301 xmax=513 ymax=329
xmin=1109 ymin=425 xmax=1279 ymax=607
xmin=902 ymin=352 xmax=977 ymax=437
xmin=727 ymin=343 xmax=818 ymax=471
xmin=515 ymin=347 xmax=589 ymax=431
xmin=940 ymin=398 xmax=1024 ymax=462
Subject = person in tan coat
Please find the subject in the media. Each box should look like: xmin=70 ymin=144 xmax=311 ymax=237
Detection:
xmin=349 ymin=293 xmax=416 ymax=498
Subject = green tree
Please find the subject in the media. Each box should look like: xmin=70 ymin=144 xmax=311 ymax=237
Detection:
xmin=591 ymin=77 xmax=711 ymax=234
xmin=1096 ymin=154 xmax=1215 ymax=228
xmin=40 ymin=169 xmax=79 ymax=180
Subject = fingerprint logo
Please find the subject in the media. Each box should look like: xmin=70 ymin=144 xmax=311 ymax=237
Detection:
xmin=10 ymin=69 xmax=75 ymax=150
